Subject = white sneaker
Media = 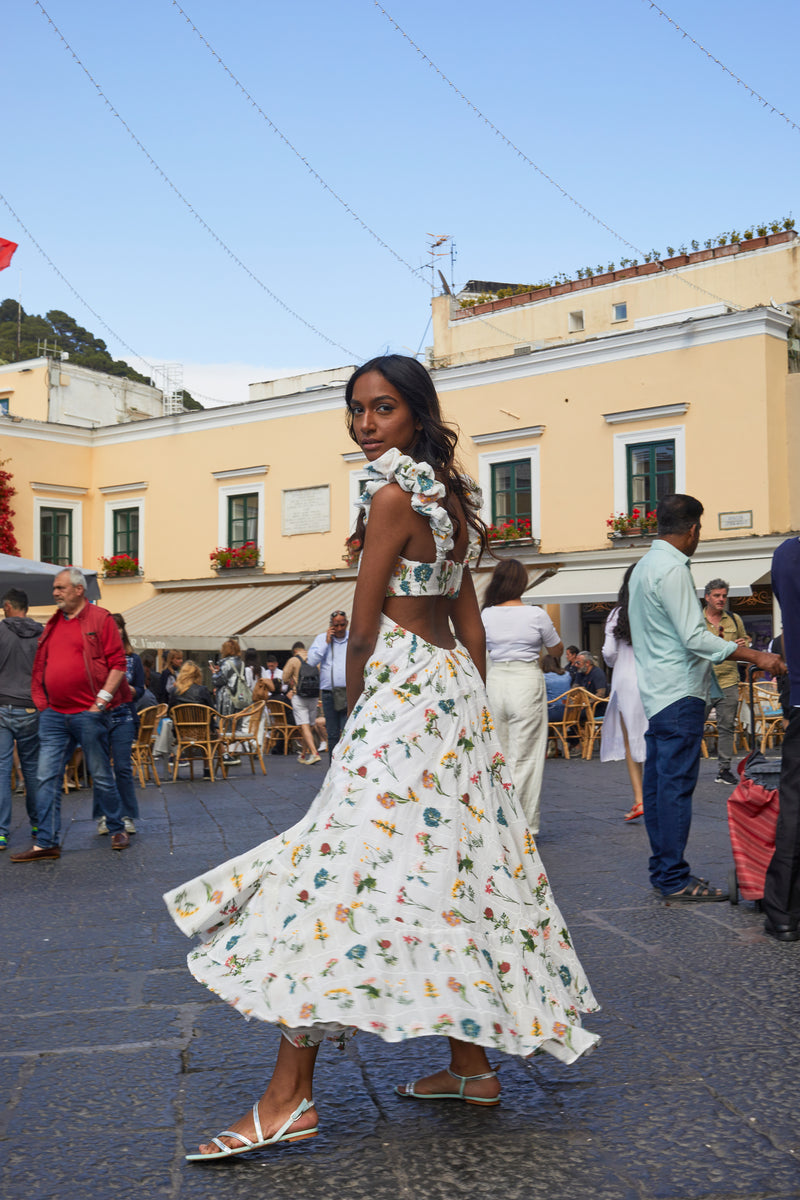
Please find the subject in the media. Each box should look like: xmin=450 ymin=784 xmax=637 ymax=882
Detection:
xmin=317 ymin=743 xmax=328 ymax=753
xmin=302 ymin=753 xmax=321 ymax=765
xmin=96 ymin=816 xmax=108 ymax=835
xmin=123 ymin=817 xmax=137 ymax=834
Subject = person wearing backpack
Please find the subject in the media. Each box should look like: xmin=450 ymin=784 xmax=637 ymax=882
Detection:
xmin=211 ymin=639 xmax=252 ymax=717
xmin=282 ymin=641 xmax=326 ymax=765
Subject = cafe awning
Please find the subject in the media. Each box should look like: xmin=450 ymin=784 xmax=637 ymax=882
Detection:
xmin=123 ymin=583 xmax=308 ymax=651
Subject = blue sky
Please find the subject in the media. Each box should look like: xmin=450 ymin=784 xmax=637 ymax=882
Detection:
xmin=4 ymin=0 xmax=798 ymax=405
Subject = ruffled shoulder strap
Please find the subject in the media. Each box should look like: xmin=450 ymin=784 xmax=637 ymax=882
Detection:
xmin=358 ymin=448 xmax=454 ymax=560
xmin=459 ymin=474 xmax=484 ymax=565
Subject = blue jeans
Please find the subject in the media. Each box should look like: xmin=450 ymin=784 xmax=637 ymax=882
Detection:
xmin=35 ymin=709 xmax=124 ymax=849
xmin=763 ymin=707 xmax=800 ymax=926
xmin=92 ymin=705 xmax=138 ymax=822
xmin=0 ymin=706 xmax=40 ymax=837
xmin=643 ymin=696 xmax=705 ymax=895
xmin=320 ymin=690 xmax=348 ymax=759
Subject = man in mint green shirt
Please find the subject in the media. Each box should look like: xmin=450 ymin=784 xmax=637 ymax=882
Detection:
xmin=629 ymin=494 xmax=784 ymax=901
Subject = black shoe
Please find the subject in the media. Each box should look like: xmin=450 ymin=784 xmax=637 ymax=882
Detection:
xmin=715 ymin=768 xmax=737 ymax=785
xmin=764 ymin=919 xmax=800 ymax=943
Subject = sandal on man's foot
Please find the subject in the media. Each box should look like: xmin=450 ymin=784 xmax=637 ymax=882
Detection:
xmin=185 ymin=1098 xmax=317 ymax=1161
xmin=395 ymin=1067 xmax=500 ymax=1106
xmin=663 ymin=876 xmax=728 ymax=903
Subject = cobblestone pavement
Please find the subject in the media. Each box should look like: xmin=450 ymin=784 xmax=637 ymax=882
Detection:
xmin=1 ymin=750 xmax=797 ymax=1200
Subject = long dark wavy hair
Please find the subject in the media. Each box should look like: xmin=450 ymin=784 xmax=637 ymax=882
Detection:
xmin=613 ymin=563 xmax=636 ymax=645
xmin=481 ymin=558 xmax=529 ymax=609
xmin=345 ymin=355 xmax=488 ymax=561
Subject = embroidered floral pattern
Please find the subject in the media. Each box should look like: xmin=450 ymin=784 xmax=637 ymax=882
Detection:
xmin=165 ymin=614 xmax=599 ymax=1064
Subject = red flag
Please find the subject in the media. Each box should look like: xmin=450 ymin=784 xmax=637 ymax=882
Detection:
xmin=0 ymin=239 xmax=18 ymax=271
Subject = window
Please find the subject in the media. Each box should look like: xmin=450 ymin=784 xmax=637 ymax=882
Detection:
xmin=612 ymin=302 xmax=628 ymax=322
xmin=227 ymin=492 xmax=258 ymax=548
xmin=0 ymin=396 xmax=9 ymax=416
xmin=491 ymin=458 xmax=532 ymax=527
xmin=626 ymin=440 xmax=676 ymax=512
xmin=40 ymin=507 xmax=72 ymax=565
xmin=113 ymin=507 xmax=139 ymax=558
xmin=568 ymin=310 xmax=585 ymax=333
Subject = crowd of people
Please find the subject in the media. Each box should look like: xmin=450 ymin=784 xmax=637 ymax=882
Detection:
xmin=1 ymin=353 xmax=798 ymax=1166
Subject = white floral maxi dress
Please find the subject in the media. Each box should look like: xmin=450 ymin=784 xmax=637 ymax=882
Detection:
xmin=164 ymin=458 xmax=600 ymax=1065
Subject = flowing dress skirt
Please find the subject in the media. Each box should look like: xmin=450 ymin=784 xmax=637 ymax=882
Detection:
xmin=164 ymin=616 xmax=599 ymax=1064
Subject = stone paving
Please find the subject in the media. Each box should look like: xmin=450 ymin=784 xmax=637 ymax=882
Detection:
xmin=1 ymin=750 xmax=798 ymax=1200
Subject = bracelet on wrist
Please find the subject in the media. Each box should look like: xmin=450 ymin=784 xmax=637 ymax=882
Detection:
xmin=97 ymin=689 xmax=113 ymax=702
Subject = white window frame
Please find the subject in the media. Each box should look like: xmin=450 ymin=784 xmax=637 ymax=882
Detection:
xmin=217 ymin=482 xmax=264 ymax=551
xmin=612 ymin=424 xmax=686 ymax=515
xmin=348 ymin=468 xmax=372 ymax=534
xmin=34 ymin=496 xmax=84 ymax=565
xmin=104 ymin=497 xmax=145 ymax=567
xmin=568 ymin=310 xmax=585 ymax=333
xmin=477 ymin=446 xmax=541 ymax=538
xmin=612 ymin=302 xmax=628 ymax=323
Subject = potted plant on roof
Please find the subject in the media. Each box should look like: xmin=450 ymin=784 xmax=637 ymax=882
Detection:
xmin=210 ymin=541 xmax=262 ymax=572
xmin=99 ymin=552 xmax=140 ymax=578
xmin=606 ymin=509 xmax=657 ymax=544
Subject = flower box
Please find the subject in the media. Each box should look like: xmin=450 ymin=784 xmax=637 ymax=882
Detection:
xmin=210 ymin=542 xmax=261 ymax=571
xmin=99 ymin=554 xmax=140 ymax=578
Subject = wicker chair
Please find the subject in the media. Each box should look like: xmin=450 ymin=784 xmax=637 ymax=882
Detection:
xmin=547 ymin=688 xmax=587 ymax=760
xmin=170 ymin=704 xmax=225 ymax=781
xmin=265 ymin=698 xmax=303 ymax=756
xmin=580 ymin=690 xmax=608 ymax=759
xmin=131 ymin=704 xmax=168 ymax=787
xmin=218 ymin=701 xmax=267 ymax=775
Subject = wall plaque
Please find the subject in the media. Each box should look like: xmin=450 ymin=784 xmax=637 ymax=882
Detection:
xmin=282 ymin=485 xmax=330 ymax=535
xmin=718 ymin=510 xmax=753 ymax=531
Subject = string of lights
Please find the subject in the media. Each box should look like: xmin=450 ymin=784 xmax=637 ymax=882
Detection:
xmin=642 ymin=1 xmax=800 ymax=135
xmin=169 ymin=0 xmax=426 ymax=286
xmin=0 ymin=188 xmax=154 ymax=372
xmin=32 ymin=0 xmax=360 ymax=360
xmin=372 ymin=2 xmax=744 ymax=315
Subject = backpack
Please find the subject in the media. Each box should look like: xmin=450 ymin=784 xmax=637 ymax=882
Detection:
xmin=296 ymin=658 xmax=320 ymax=699
xmin=230 ymin=663 xmax=253 ymax=711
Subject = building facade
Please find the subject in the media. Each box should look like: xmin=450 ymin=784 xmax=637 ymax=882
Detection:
xmin=1 ymin=233 xmax=798 ymax=657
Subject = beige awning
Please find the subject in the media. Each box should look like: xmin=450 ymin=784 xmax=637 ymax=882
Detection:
xmin=523 ymin=566 xmax=627 ymax=605
xmin=123 ymin=583 xmax=308 ymax=651
xmin=521 ymin=553 xmax=773 ymax=606
xmin=244 ymin=579 xmax=358 ymax=648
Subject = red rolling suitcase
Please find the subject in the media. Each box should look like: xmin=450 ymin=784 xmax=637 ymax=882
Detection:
xmin=726 ymin=670 xmax=782 ymax=905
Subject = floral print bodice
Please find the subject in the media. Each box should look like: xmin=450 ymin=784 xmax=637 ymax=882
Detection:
xmin=358 ymin=448 xmax=482 ymax=599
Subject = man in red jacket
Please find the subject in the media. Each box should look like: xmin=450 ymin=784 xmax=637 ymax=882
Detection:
xmin=11 ymin=568 xmax=130 ymax=861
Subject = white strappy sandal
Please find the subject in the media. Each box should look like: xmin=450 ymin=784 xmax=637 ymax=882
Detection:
xmin=185 ymin=1097 xmax=317 ymax=1161
xmin=395 ymin=1067 xmax=500 ymax=1106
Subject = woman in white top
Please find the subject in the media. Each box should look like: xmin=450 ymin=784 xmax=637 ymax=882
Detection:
xmin=600 ymin=564 xmax=648 ymax=821
xmin=481 ymin=558 xmax=563 ymax=834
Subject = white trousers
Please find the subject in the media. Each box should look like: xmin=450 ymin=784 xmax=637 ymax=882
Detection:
xmin=486 ymin=660 xmax=548 ymax=835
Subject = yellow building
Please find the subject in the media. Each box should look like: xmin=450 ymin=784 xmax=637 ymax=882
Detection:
xmin=1 ymin=231 xmax=798 ymax=657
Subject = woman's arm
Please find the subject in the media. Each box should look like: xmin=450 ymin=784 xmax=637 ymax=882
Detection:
xmin=347 ymin=484 xmax=413 ymax=711
xmin=451 ymin=569 xmax=486 ymax=682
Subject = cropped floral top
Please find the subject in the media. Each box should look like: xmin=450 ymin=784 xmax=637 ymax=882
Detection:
xmin=357 ymin=448 xmax=482 ymax=599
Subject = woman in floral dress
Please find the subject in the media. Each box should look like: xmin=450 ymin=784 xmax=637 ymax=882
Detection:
xmin=165 ymin=355 xmax=599 ymax=1160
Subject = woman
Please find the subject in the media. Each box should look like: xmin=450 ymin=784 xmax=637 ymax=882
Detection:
xmin=169 ymin=660 xmax=216 ymax=712
xmin=95 ymin=613 xmax=142 ymax=836
xmin=243 ymin=647 xmax=268 ymax=692
xmin=481 ymin=559 xmax=564 ymax=835
xmin=600 ymin=564 xmax=648 ymax=821
xmin=542 ymin=654 xmax=568 ymax=722
xmin=156 ymin=649 xmax=183 ymax=704
xmin=165 ymin=355 xmax=598 ymax=1160
xmin=211 ymin=639 xmax=250 ymax=717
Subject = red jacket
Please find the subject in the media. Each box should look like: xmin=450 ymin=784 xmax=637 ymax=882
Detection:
xmin=31 ymin=603 xmax=132 ymax=712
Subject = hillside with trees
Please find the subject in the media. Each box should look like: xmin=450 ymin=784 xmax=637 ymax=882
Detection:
xmin=0 ymin=300 xmax=202 ymax=409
